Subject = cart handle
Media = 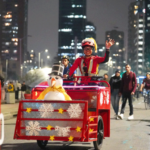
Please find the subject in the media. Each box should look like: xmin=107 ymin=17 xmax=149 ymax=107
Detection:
xmin=0 ymin=113 xmax=4 ymax=145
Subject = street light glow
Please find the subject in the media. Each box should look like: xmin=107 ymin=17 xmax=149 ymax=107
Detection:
xmin=31 ymin=50 xmax=34 ymax=53
xmin=45 ymin=49 xmax=48 ymax=52
xmin=47 ymin=56 xmax=50 ymax=59
xmin=116 ymin=42 xmax=119 ymax=45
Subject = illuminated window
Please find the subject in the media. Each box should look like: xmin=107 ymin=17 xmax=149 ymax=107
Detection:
xmin=138 ymin=48 xmax=143 ymax=50
xmin=134 ymin=10 xmax=138 ymax=15
xmin=138 ymin=59 xmax=143 ymax=62
xmin=107 ymin=35 xmax=110 ymax=37
xmin=139 ymin=35 xmax=143 ymax=39
xmin=5 ymin=50 xmax=9 ymax=53
xmin=139 ymin=19 xmax=143 ymax=22
xmin=118 ymin=49 xmax=122 ymax=52
xmin=5 ymin=42 xmax=10 ymax=45
xmin=13 ymin=50 xmax=17 ymax=53
xmin=12 ymin=27 xmax=18 ymax=30
xmin=5 ymin=23 xmax=11 ymax=26
xmin=3 ymin=14 xmax=12 ymax=18
xmin=118 ymin=35 xmax=122 ymax=38
xmin=138 ymin=65 xmax=142 ymax=68
xmin=139 ymin=30 xmax=143 ymax=33
xmin=59 ymin=29 xmax=72 ymax=32
xmin=134 ymin=5 xmax=138 ymax=9
xmin=134 ymin=24 xmax=136 ymax=27
xmin=139 ymin=24 xmax=143 ymax=28
xmin=147 ymin=23 xmax=150 ymax=27
xmin=138 ymin=53 xmax=143 ymax=56
xmin=12 ymin=38 xmax=18 ymax=42
xmin=147 ymin=17 xmax=150 ymax=20
xmin=14 ymin=4 xmax=18 ymax=7
xmin=66 ymin=15 xmax=86 ymax=19
xmin=14 ymin=42 xmax=18 ymax=46
xmin=138 ymin=41 xmax=143 ymax=45
xmin=30 ymin=54 xmax=33 ymax=58
xmin=148 ymin=4 xmax=150 ymax=8
xmin=99 ymin=49 xmax=103 ymax=52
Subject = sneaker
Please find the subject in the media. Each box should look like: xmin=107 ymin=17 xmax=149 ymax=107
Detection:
xmin=118 ymin=114 xmax=124 ymax=120
xmin=116 ymin=116 xmax=120 ymax=120
xmin=127 ymin=115 xmax=134 ymax=120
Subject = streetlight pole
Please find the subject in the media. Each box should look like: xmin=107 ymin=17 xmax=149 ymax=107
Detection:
xmin=38 ymin=49 xmax=49 ymax=68
xmin=19 ymin=35 xmax=32 ymax=77
xmin=38 ymin=52 xmax=41 ymax=68
xmin=6 ymin=59 xmax=8 ymax=80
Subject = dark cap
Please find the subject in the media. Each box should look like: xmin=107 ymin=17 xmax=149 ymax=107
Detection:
xmin=115 ymin=69 xmax=120 ymax=73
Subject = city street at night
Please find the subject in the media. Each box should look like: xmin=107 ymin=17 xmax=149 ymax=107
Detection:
xmin=2 ymin=97 xmax=150 ymax=150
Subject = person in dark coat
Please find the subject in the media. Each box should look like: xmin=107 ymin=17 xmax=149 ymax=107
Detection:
xmin=21 ymin=81 xmax=27 ymax=99
xmin=118 ymin=64 xmax=137 ymax=120
xmin=109 ymin=69 xmax=121 ymax=118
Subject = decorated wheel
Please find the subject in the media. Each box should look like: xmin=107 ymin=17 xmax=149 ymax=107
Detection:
xmin=93 ymin=116 xmax=104 ymax=150
xmin=37 ymin=140 xmax=48 ymax=149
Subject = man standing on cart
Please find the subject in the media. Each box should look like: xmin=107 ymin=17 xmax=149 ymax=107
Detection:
xmin=63 ymin=38 xmax=115 ymax=77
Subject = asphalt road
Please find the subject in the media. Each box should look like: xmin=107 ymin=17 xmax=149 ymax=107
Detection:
xmin=2 ymin=97 xmax=150 ymax=150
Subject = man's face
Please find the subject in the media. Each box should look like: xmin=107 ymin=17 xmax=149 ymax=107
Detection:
xmin=115 ymin=72 xmax=120 ymax=77
xmin=146 ymin=74 xmax=150 ymax=79
xmin=125 ymin=65 xmax=131 ymax=72
xmin=62 ymin=59 xmax=69 ymax=66
xmin=104 ymin=75 xmax=108 ymax=79
xmin=83 ymin=46 xmax=93 ymax=56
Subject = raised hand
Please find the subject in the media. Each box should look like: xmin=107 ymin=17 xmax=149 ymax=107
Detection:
xmin=105 ymin=39 xmax=115 ymax=49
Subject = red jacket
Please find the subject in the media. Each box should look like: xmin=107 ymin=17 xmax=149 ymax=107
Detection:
xmin=69 ymin=50 xmax=109 ymax=76
xmin=119 ymin=72 xmax=137 ymax=94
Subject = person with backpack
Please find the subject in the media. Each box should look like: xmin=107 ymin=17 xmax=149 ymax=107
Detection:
xmin=118 ymin=64 xmax=137 ymax=120
xmin=109 ymin=69 xmax=121 ymax=118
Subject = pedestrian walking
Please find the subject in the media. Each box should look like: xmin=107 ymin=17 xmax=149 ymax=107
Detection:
xmin=21 ymin=81 xmax=27 ymax=99
xmin=118 ymin=64 xmax=137 ymax=120
xmin=109 ymin=69 xmax=121 ymax=118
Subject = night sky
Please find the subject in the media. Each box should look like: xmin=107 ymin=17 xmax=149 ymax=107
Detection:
xmin=27 ymin=0 xmax=135 ymax=60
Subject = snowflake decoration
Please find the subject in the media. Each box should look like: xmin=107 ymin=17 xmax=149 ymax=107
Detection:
xmin=67 ymin=104 xmax=82 ymax=118
xmin=55 ymin=126 xmax=71 ymax=137
xmin=26 ymin=121 xmax=41 ymax=136
xmin=100 ymin=91 xmax=109 ymax=105
xmin=38 ymin=103 xmax=54 ymax=118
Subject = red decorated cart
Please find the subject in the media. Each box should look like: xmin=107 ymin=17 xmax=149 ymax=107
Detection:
xmin=14 ymin=77 xmax=110 ymax=150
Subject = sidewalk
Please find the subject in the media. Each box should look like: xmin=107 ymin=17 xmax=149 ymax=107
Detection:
xmin=1 ymin=96 xmax=144 ymax=120
xmin=1 ymin=101 xmax=19 ymax=120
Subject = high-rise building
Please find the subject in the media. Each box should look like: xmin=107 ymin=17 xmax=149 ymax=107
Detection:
xmin=0 ymin=0 xmax=28 ymax=79
xmin=58 ymin=0 xmax=86 ymax=63
xmin=84 ymin=21 xmax=96 ymax=39
xmin=145 ymin=0 xmax=150 ymax=72
xmin=128 ymin=0 xmax=145 ymax=75
xmin=106 ymin=30 xmax=125 ymax=72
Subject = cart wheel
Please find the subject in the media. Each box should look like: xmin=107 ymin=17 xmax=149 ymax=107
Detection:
xmin=37 ymin=140 xmax=48 ymax=149
xmin=93 ymin=116 xmax=104 ymax=150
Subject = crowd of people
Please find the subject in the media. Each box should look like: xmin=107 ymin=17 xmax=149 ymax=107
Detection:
xmin=60 ymin=37 xmax=150 ymax=121
xmin=0 ymin=80 xmax=27 ymax=101
xmin=1 ymin=37 xmax=149 ymax=122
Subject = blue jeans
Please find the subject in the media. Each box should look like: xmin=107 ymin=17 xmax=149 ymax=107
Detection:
xmin=111 ymin=89 xmax=120 ymax=115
